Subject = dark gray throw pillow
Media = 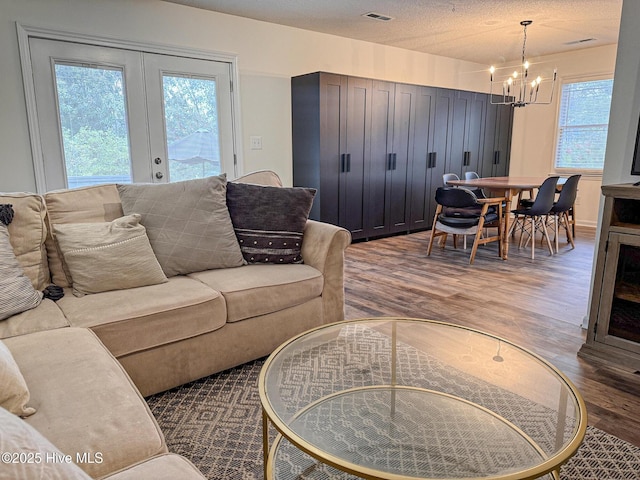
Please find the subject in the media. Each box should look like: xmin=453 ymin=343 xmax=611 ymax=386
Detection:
xmin=117 ymin=175 xmax=244 ymax=277
xmin=226 ymin=182 xmax=316 ymax=264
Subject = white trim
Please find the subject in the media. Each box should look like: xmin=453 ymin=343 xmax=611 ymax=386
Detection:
xmin=16 ymin=22 xmax=244 ymax=190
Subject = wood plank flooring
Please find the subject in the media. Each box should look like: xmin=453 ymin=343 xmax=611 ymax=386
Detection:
xmin=343 ymin=226 xmax=640 ymax=447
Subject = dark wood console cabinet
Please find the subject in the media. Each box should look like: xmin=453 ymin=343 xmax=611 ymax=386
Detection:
xmin=579 ymin=183 xmax=640 ymax=370
xmin=291 ymin=72 xmax=513 ymax=239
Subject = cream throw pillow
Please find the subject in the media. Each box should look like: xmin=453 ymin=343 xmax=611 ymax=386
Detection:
xmin=0 ymin=340 xmax=36 ymax=417
xmin=53 ymin=214 xmax=168 ymax=297
xmin=0 ymin=406 xmax=91 ymax=479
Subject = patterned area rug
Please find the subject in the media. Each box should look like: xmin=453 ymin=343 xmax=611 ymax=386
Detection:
xmin=146 ymin=358 xmax=640 ymax=480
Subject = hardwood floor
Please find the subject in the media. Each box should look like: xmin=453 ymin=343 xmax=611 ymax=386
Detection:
xmin=343 ymin=226 xmax=640 ymax=447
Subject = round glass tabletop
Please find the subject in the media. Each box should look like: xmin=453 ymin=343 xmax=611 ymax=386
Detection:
xmin=259 ymin=318 xmax=587 ymax=480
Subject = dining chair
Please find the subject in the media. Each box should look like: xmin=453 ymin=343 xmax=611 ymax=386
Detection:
xmin=427 ymin=187 xmax=504 ymax=264
xmin=464 ymin=171 xmax=480 ymax=180
xmin=548 ymin=174 xmax=581 ymax=253
xmin=511 ymin=176 xmax=559 ymax=259
xmin=442 ymin=173 xmax=460 ymax=186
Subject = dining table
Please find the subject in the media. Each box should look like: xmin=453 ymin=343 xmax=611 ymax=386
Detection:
xmin=447 ymin=176 xmax=566 ymax=259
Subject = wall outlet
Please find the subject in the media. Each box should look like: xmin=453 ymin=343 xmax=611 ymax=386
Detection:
xmin=250 ymin=136 xmax=262 ymax=150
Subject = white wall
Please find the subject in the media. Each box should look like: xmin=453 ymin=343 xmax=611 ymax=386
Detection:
xmin=509 ymin=44 xmax=618 ymax=227
xmin=0 ymin=0 xmax=488 ymax=192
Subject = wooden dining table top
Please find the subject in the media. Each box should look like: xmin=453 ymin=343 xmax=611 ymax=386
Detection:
xmin=448 ymin=176 xmax=566 ymax=190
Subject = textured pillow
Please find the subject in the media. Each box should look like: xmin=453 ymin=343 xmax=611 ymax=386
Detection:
xmin=53 ymin=214 xmax=168 ymax=297
xmin=0 ymin=406 xmax=91 ymax=479
xmin=117 ymin=175 xmax=244 ymax=276
xmin=226 ymin=182 xmax=316 ymax=264
xmin=0 ymin=340 xmax=36 ymax=417
xmin=0 ymin=205 xmax=43 ymax=321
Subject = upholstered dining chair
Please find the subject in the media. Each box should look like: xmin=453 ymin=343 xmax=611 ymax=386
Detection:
xmin=511 ymin=176 xmax=559 ymax=259
xmin=548 ymin=174 xmax=581 ymax=253
xmin=427 ymin=187 xmax=505 ymax=264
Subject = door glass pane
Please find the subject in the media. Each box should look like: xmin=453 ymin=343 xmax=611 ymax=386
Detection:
xmin=163 ymin=75 xmax=221 ymax=181
xmin=54 ymin=64 xmax=132 ymax=188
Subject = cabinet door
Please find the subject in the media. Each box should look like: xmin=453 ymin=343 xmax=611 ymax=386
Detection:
xmin=341 ymin=76 xmax=371 ymax=238
xmin=388 ymin=83 xmax=416 ymax=233
xmin=494 ymin=103 xmax=513 ymax=176
xmin=431 ymin=89 xmax=454 ymax=207
xmin=464 ymin=93 xmax=486 ymax=177
xmin=482 ymin=100 xmax=513 ymax=177
xmin=449 ymin=91 xmax=485 ymax=178
xmin=368 ymin=80 xmax=395 ymax=236
xmin=409 ymin=86 xmax=437 ymax=229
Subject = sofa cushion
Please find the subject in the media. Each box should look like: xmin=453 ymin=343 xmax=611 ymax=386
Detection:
xmin=53 ymin=214 xmax=167 ymax=296
xmin=117 ymin=175 xmax=245 ymax=277
xmin=233 ymin=169 xmax=283 ymax=187
xmin=227 ymin=182 xmax=316 ymax=264
xmin=0 ymin=193 xmax=50 ymax=290
xmin=55 ymin=276 xmax=226 ymax=357
xmin=0 ymin=340 xmax=36 ymax=417
xmin=0 ymin=299 xmax=69 ymax=340
xmin=189 ymin=264 xmax=323 ymax=322
xmin=0 ymin=406 xmax=91 ymax=479
xmin=103 ymin=453 xmax=206 ymax=480
xmin=4 ymin=328 xmax=167 ymax=478
xmin=0 ymin=215 xmax=43 ymax=321
xmin=44 ymin=184 xmax=124 ymax=287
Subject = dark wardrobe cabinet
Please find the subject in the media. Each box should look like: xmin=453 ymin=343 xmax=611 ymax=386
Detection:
xmin=292 ymin=72 xmax=513 ymax=240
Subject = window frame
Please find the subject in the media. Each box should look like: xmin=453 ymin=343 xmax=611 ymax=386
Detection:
xmin=552 ymin=73 xmax=614 ymax=177
xmin=17 ymin=23 xmax=244 ymax=193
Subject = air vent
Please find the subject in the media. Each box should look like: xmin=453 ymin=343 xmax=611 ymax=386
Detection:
xmin=564 ymin=38 xmax=597 ymax=45
xmin=363 ymin=12 xmax=394 ymax=22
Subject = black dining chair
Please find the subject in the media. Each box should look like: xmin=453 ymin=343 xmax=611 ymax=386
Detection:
xmin=511 ymin=176 xmax=559 ymax=259
xmin=427 ymin=187 xmax=504 ymax=264
xmin=548 ymin=174 xmax=581 ymax=253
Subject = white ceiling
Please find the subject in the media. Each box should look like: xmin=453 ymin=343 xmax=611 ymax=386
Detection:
xmin=163 ymin=0 xmax=622 ymax=66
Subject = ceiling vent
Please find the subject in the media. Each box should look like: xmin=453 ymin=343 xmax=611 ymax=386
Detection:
xmin=363 ymin=12 xmax=394 ymax=22
xmin=564 ymin=38 xmax=597 ymax=45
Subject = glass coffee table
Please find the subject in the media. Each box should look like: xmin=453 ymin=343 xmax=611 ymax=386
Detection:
xmin=259 ymin=318 xmax=587 ymax=480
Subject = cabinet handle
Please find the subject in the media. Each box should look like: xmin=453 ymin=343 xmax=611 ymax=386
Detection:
xmin=346 ymin=153 xmax=351 ymax=173
xmin=430 ymin=152 xmax=437 ymax=169
xmin=393 ymin=153 xmax=397 ymax=170
xmin=388 ymin=153 xmax=393 ymax=170
xmin=341 ymin=154 xmax=346 ymax=173
xmin=494 ymin=151 xmax=500 ymax=165
xmin=463 ymin=151 xmax=471 ymax=166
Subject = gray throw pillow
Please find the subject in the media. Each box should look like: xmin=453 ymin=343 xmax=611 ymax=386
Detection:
xmin=0 ymin=205 xmax=43 ymax=321
xmin=226 ymin=182 xmax=316 ymax=264
xmin=117 ymin=175 xmax=244 ymax=276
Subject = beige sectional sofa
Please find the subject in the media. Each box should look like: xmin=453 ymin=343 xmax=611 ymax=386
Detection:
xmin=0 ymin=170 xmax=351 ymax=479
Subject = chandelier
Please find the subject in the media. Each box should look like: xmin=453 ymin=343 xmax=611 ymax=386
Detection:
xmin=489 ymin=20 xmax=557 ymax=107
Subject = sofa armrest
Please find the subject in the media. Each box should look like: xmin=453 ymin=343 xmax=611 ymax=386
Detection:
xmin=301 ymin=220 xmax=351 ymax=323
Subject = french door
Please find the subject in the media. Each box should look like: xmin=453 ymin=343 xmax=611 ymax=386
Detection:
xmin=28 ymin=37 xmax=237 ymax=191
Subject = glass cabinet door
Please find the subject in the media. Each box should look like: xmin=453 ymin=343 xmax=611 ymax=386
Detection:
xmin=596 ymin=232 xmax=640 ymax=353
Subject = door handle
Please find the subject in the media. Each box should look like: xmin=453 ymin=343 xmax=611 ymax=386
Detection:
xmin=393 ymin=153 xmax=397 ymax=170
xmin=494 ymin=151 xmax=500 ymax=165
xmin=340 ymin=154 xmax=346 ymax=173
xmin=463 ymin=151 xmax=471 ymax=166
xmin=346 ymin=153 xmax=351 ymax=173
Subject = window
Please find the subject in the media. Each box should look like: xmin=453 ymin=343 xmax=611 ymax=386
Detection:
xmin=554 ymin=78 xmax=614 ymax=171
xmin=20 ymin=27 xmax=240 ymax=192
